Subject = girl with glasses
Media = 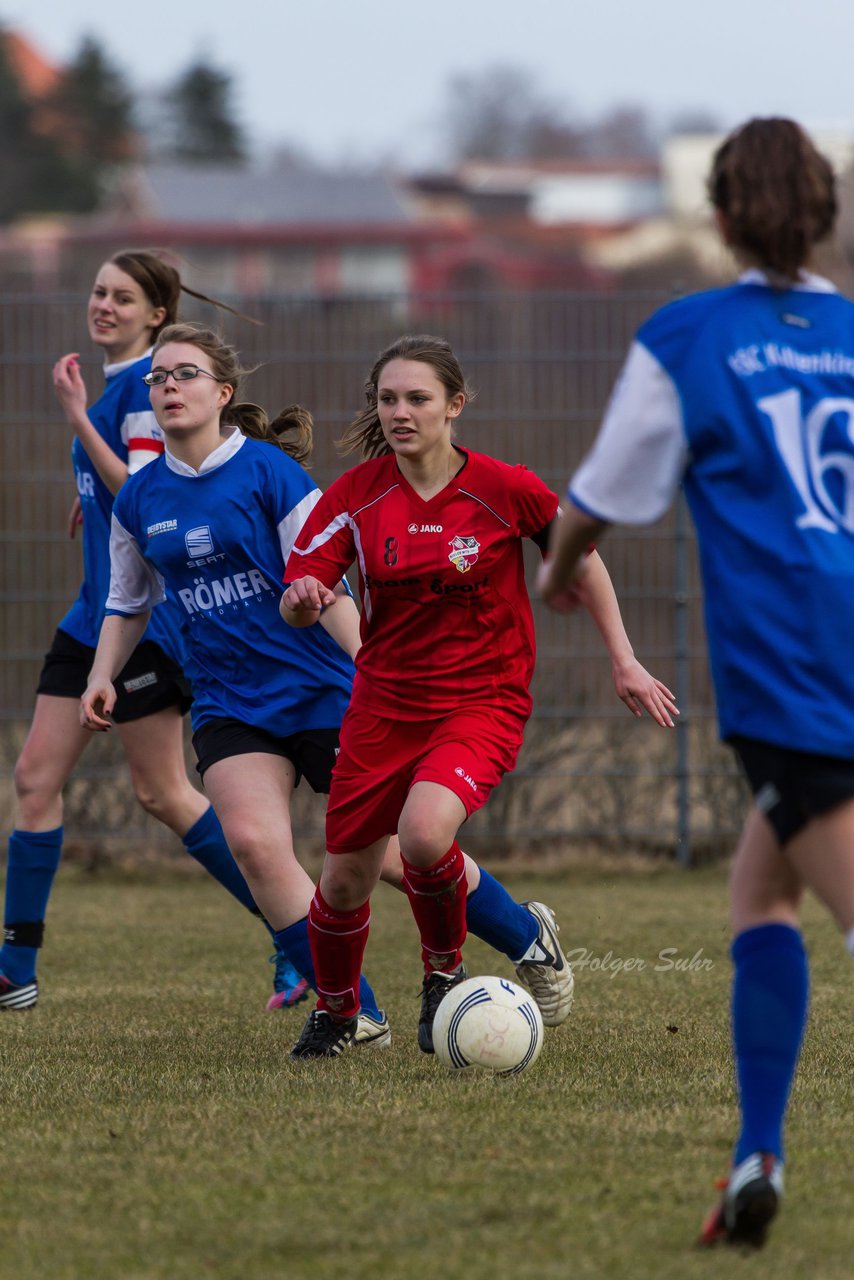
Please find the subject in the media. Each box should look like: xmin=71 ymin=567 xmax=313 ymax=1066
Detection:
xmin=81 ymin=322 xmax=393 ymax=1045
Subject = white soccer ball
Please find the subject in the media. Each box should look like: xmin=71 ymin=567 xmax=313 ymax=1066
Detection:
xmin=432 ymin=975 xmax=544 ymax=1076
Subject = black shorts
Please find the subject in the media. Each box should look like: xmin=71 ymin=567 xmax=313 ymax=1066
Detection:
xmin=730 ymin=735 xmax=854 ymax=845
xmin=36 ymin=628 xmax=193 ymax=724
xmin=192 ymin=717 xmax=340 ymax=793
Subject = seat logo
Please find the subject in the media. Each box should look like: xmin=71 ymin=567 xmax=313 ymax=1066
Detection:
xmin=186 ymin=526 xmax=214 ymax=558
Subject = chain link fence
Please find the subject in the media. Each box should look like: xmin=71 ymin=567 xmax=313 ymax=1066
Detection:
xmin=0 ymin=289 xmax=746 ymax=863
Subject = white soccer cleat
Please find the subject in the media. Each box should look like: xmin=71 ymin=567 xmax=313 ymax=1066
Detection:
xmin=354 ymin=1009 xmax=392 ymax=1049
xmin=514 ymin=901 xmax=574 ymax=1026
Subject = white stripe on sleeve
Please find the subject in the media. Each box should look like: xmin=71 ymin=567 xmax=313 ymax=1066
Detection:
xmin=289 ymin=511 xmax=355 ymax=559
xmin=277 ymin=488 xmax=322 ymax=564
xmin=569 ymin=341 xmax=688 ymax=525
xmin=105 ymin=513 xmax=167 ymax=613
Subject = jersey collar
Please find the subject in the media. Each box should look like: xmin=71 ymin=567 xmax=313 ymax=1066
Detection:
xmin=164 ymin=426 xmax=247 ymax=477
xmin=738 ymin=268 xmax=838 ymax=294
xmin=103 ymin=347 xmax=154 ymax=379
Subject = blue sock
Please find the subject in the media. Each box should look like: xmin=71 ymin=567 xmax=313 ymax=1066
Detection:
xmin=731 ymin=923 xmax=809 ymax=1164
xmin=465 ymin=868 xmax=538 ymax=961
xmin=1 ymin=827 xmax=63 ymax=984
xmin=182 ymin=806 xmax=272 ymax=935
xmin=272 ymin=916 xmax=382 ymax=1020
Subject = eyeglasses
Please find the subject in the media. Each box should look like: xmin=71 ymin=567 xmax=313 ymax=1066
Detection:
xmin=142 ymin=364 xmax=220 ymax=387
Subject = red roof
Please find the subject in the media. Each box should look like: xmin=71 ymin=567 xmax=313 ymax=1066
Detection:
xmin=3 ymin=31 xmax=60 ymax=100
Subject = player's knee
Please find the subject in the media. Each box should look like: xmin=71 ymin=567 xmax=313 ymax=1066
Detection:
xmin=130 ymin=774 xmax=183 ymax=828
xmin=398 ymin=820 xmax=453 ymax=866
xmin=220 ymin=824 xmax=272 ymax=879
xmin=13 ymin=755 xmax=61 ymax=818
xmin=321 ymin=859 xmax=372 ymax=911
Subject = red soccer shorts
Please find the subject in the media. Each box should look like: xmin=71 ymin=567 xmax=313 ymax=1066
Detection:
xmin=325 ymin=702 xmax=527 ymax=854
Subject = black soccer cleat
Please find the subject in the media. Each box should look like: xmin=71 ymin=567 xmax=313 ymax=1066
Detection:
xmin=0 ymin=972 xmax=38 ymax=1011
xmin=697 ymin=1152 xmax=783 ymax=1249
xmin=289 ymin=1008 xmax=358 ymax=1060
xmin=418 ymin=963 xmax=467 ymax=1054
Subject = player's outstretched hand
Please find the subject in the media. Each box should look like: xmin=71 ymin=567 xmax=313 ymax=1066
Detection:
xmin=280 ymin=576 xmax=337 ymax=626
xmin=53 ymin=353 xmax=88 ymax=422
xmin=80 ymin=679 xmax=116 ymax=732
xmin=611 ymin=657 xmax=679 ymax=728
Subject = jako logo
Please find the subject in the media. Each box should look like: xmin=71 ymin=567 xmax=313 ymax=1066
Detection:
xmin=186 ymin=526 xmax=214 ymax=558
xmin=454 ymin=766 xmax=478 ymax=792
xmin=408 ymin=523 xmax=444 ymax=533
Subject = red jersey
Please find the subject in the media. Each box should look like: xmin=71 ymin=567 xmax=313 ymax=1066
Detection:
xmin=285 ymin=448 xmax=557 ymax=720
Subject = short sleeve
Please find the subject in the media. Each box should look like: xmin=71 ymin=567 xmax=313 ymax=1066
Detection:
xmin=568 ymin=340 xmax=688 ymax=525
xmin=284 ymin=474 xmax=356 ymax=587
xmin=510 ymin=465 xmax=559 ymax=539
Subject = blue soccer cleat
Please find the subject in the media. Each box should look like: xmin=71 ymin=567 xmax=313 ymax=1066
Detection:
xmin=266 ymin=950 xmax=310 ymax=1011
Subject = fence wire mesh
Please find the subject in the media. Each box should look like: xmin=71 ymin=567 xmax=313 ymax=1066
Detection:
xmin=0 ymin=290 xmax=745 ymax=862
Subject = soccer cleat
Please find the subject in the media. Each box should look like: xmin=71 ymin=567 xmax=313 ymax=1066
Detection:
xmin=0 ymin=971 xmax=38 ymax=1011
xmin=697 ymin=1152 xmax=783 ymax=1249
xmin=265 ymin=950 xmax=310 ymax=1011
xmin=289 ymin=1008 xmax=358 ymax=1060
xmin=513 ymin=901 xmax=574 ymax=1026
xmin=354 ymin=1009 xmax=392 ymax=1049
xmin=418 ymin=963 xmax=467 ymax=1054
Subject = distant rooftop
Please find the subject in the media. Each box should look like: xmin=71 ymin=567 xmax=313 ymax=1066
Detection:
xmin=110 ymin=160 xmax=412 ymax=226
xmin=2 ymin=30 xmax=60 ymax=100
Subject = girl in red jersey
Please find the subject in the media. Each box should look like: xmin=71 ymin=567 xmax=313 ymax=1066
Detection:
xmin=281 ymin=334 xmax=678 ymax=1059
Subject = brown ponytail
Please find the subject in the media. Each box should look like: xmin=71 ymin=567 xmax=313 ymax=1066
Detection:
xmin=110 ymin=249 xmax=260 ymax=336
xmin=708 ymin=118 xmax=837 ymax=282
xmin=230 ymin=403 xmax=313 ymax=465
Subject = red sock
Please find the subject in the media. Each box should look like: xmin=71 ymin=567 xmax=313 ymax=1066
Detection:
xmin=308 ymin=887 xmax=370 ymax=1020
xmin=401 ymin=842 xmax=467 ymax=974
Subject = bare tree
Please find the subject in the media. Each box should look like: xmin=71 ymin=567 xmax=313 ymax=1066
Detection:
xmin=442 ymin=65 xmax=581 ymax=162
xmin=583 ymin=105 xmax=657 ymax=160
xmin=440 ymin=67 xmax=659 ymax=164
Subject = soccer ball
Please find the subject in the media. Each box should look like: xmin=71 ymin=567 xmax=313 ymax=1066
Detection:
xmin=432 ymin=975 xmax=544 ymax=1076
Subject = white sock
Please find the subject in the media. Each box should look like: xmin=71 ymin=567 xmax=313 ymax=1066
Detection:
xmin=846 ymin=926 xmax=854 ymax=957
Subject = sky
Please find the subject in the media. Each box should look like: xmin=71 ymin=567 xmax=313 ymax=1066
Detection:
xmin=4 ymin=0 xmax=854 ymax=167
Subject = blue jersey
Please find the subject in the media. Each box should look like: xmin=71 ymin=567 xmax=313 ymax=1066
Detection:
xmin=569 ymin=271 xmax=854 ymax=756
xmin=105 ymin=429 xmax=355 ymax=735
xmin=59 ymin=352 xmax=184 ymax=663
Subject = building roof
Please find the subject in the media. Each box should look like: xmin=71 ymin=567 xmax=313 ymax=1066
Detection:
xmin=2 ymin=31 xmax=60 ymax=100
xmin=110 ymin=161 xmax=413 ymax=227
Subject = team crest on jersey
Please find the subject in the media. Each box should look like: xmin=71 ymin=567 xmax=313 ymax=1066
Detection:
xmin=448 ymin=534 xmax=480 ymax=573
xmin=186 ymin=526 xmax=215 ymax=558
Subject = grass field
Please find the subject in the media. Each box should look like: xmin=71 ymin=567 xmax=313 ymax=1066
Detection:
xmin=1 ymin=859 xmax=851 ymax=1280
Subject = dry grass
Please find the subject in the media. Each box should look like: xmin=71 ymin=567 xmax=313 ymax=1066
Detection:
xmin=1 ymin=860 xmax=851 ymax=1280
